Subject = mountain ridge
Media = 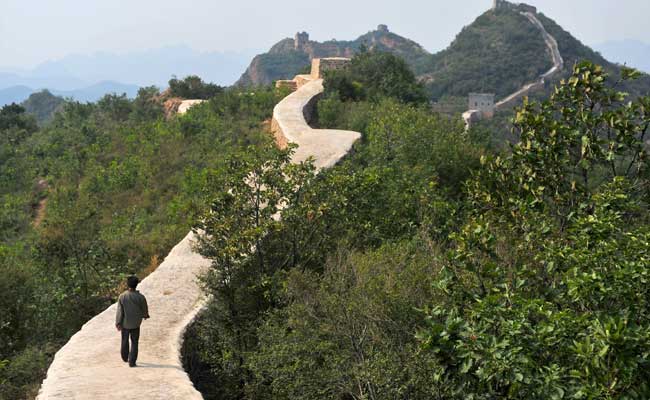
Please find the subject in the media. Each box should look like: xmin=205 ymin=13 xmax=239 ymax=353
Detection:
xmin=236 ymin=3 xmax=650 ymax=103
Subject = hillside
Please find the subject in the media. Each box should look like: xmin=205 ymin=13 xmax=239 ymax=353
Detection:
xmin=237 ymin=2 xmax=650 ymax=103
xmin=534 ymin=12 xmax=650 ymax=95
xmin=417 ymin=6 xmax=552 ymax=100
xmin=21 ymin=90 xmax=66 ymax=124
xmin=235 ymin=25 xmax=430 ymax=86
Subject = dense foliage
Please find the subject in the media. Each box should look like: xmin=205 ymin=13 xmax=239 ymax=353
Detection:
xmin=0 ymin=85 xmax=283 ymax=399
xmin=184 ymin=71 xmax=482 ymax=398
xmin=323 ymin=50 xmax=427 ymax=104
xmin=417 ymin=8 xmax=550 ymax=100
xmin=21 ymin=90 xmax=66 ymax=125
xmin=185 ymin=61 xmax=650 ymax=399
xmin=168 ymin=75 xmax=224 ymax=99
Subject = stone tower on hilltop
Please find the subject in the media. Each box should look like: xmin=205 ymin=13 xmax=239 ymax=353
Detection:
xmin=377 ymin=24 xmax=389 ymax=33
xmin=492 ymin=0 xmax=537 ymax=13
xmin=294 ymin=32 xmax=309 ymax=50
xmin=492 ymin=0 xmax=502 ymax=9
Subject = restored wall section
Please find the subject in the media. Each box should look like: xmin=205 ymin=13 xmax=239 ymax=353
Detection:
xmin=37 ymin=59 xmax=360 ymax=400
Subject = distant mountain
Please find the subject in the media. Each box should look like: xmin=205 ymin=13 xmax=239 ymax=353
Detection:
xmin=416 ymin=6 xmax=552 ymax=100
xmin=0 ymin=81 xmax=139 ymax=107
xmin=594 ymin=40 xmax=650 ymax=73
xmin=13 ymin=45 xmax=256 ymax=89
xmin=0 ymin=72 xmax=87 ymax=91
xmin=51 ymin=81 xmax=139 ymax=102
xmin=0 ymin=45 xmax=256 ymax=106
xmin=0 ymin=86 xmax=35 ymax=106
xmin=237 ymin=2 xmax=650 ymax=103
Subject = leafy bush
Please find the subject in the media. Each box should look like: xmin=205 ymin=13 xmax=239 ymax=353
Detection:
xmin=323 ymin=50 xmax=427 ymax=104
xmin=0 ymin=86 xmax=284 ymax=398
xmin=168 ymin=75 xmax=223 ymax=99
xmin=419 ymin=62 xmax=650 ymax=398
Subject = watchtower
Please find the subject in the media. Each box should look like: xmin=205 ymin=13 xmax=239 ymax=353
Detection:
xmin=468 ymin=93 xmax=495 ymax=118
xmin=294 ymin=32 xmax=309 ymax=50
xmin=377 ymin=24 xmax=389 ymax=33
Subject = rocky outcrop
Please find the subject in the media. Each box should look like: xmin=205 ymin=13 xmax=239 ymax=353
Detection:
xmin=36 ymin=59 xmax=361 ymax=400
xmin=236 ymin=26 xmax=429 ymax=86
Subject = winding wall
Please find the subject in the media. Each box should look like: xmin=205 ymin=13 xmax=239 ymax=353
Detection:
xmin=494 ymin=11 xmax=564 ymax=111
xmin=37 ymin=64 xmax=360 ymax=400
xmin=463 ymin=10 xmax=563 ymax=126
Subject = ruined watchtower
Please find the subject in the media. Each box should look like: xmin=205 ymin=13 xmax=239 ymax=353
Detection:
xmin=377 ymin=24 xmax=389 ymax=33
xmin=468 ymin=93 xmax=495 ymax=118
xmin=294 ymin=32 xmax=309 ymax=50
xmin=493 ymin=0 xmax=537 ymax=13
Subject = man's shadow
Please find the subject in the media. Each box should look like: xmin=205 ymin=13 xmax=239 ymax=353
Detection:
xmin=136 ymin=362 xmax=182 ymax=370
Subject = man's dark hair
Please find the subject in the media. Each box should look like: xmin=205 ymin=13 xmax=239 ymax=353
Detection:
xmin=127 ymin=276 xmax=139 ymax=289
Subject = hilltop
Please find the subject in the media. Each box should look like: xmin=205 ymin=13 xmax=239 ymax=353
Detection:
xmin=237 ymin=2 xmax=650 ymax=103
xmin=235 ymin=25 xmax=430 ymax=86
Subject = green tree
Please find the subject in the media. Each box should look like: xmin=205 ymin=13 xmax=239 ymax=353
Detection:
xmin=169 ymin=75 xmax=223 ymax=99
xmin=419 ymin=62 xmax=650 ymax=398
xmin=324 ymin=50 xmax=427 ymax=104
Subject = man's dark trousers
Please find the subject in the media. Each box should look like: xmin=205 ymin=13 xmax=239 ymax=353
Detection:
xmin=121 ymin=327 xmax=140 ymax=366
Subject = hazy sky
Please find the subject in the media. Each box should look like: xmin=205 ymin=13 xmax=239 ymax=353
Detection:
xmin=1 ymin=0 xmax=648 ymax=68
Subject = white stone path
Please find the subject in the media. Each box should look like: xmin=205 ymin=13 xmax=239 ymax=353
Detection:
xmin=494 ymin=11 xmax=564 ymax=110
xmin=463 ymin=10 xmax=564 ymax=126
xmin=36 ymin=71 xmax=360 ymax=400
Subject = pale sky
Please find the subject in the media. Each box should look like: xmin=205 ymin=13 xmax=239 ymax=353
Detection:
xmin=1 ymin=0 xmax=648 ymax=68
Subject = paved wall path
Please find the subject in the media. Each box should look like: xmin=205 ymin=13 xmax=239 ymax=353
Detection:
xmin=494 ymin=11 xmax=564 ymax=110
xmin=463 ymin=10 xmax=564 ymax=127
xmin=37 ymin=68 xmax=360 ymax=400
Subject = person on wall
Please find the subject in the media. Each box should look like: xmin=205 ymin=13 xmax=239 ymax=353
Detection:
xmin=115 ymin=275 xmax=150 ymax=367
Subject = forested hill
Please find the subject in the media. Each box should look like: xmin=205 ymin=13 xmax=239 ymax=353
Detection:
xmin=235 ymin=26 xmax=430 ymax=86
xmin=237 ymin=3 xmax=650 ymax=101
xmin=415 ymin=6 xmax=552 ymax=100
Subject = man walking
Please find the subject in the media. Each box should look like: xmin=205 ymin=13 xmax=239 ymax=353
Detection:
xmin=115 ymin=275 xmax=150 ymax=367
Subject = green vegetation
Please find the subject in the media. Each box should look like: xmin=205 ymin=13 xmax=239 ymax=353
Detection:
xmin=0 ymin=84 xmax=284 ymax=399
xmin=535 ymin=12 xmax=650 ymax=97
xmin=236 ymin=29 xmax=430 ymax=87
xmin=21 ymin=90 xmax=66 ymax=125
xmin=417 ymin=8 xmax=551 ymax=100
xmin=185 ymin=58 xmax=650 ymax=399
xmin=238 ymin=50 xmax=311 ymax=86
xmin=3 ymin=31 xmax=650 ymax=399
xmin=168 ymin=75 xmax=223 ymax=99
xmin=323 ymin=50 xmax=427 ymax=104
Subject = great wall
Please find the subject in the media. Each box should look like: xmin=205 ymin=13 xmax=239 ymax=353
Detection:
xmin=463 ymin=1 xmax=564 ymax=126
xmin=35 ymin=58 xmax=358 ymax=400
xmin=36 ymin=1 xmax=560 ymax=398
